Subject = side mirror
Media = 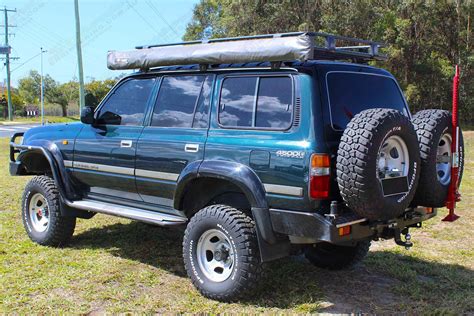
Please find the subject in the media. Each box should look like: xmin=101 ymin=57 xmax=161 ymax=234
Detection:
xmin=81 ymin=106 xmax=95 ymax=125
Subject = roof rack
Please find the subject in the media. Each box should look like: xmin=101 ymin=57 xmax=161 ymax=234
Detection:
xmin=107 ymin=32 xmax=386 ymax=71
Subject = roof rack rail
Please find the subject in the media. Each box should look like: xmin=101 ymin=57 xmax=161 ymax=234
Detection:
xmin=107 ymin=32 xmax=386 ymax=71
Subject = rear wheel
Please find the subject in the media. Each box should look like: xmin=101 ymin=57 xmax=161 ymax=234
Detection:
xmin=183 ymin=205 xmax=262 ymax=301
xmin=304 ymin=241 xmax=371 ymax=270
xmin=22 ymin=176 xmax=76 ymax=246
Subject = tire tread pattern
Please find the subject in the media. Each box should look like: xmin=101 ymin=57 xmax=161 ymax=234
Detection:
xmin=183 ymin=204 xmax=262 ymax=302
xmin=336 ymin=108 xmax=419 ymax=220
xmin=22 ymin=175 xmax=76 ymax=246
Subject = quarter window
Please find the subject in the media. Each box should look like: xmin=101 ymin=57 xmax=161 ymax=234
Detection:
xmin=96 ymin=78 xmax=155 ymax=126
xmin=256 ymin=77 xmax=293 ymax=129
xmin=219 ymin=76 xmax=293 ymax=129
xmin=152 ymin=76 xmax=205 ymax=128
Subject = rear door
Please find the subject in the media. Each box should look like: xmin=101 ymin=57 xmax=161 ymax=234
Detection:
xmin=135 ymin=74 xmax=214 ymax=210
xmin=72 ymin=76 xmax=157 ymax=201
xmin=205 ymin=73 xmax=310 ymax=210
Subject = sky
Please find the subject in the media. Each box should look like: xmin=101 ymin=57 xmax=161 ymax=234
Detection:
xmin=1 ymin=0 xmax=200 ymax=86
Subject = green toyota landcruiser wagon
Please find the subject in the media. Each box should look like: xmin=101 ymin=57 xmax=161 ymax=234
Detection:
xmin=9 ymin=32 xmax=464 ymax=301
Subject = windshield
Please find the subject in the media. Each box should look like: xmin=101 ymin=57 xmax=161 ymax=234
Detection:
xmin=327 ymin=72 xmax=408 ymax=130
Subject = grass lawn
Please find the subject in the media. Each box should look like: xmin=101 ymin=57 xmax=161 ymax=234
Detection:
xmin=0 ymin=134 xmax=473 ymax=314
xmin=0 ymin=116 xmax=80 ymax=125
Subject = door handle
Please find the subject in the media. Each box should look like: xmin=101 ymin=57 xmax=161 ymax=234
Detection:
xmin=185 ymin=144 xmax=199 ymax=153
xmin=121 ymin=140 xmax=133 ymax=148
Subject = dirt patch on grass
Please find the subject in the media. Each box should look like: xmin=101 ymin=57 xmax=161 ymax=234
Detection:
xmin=311 ymin=263 xmax=405 ymax=313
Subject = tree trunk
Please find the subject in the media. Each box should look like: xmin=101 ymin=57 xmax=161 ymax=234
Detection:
xmin=61 ymin=104 xmax=67 ymax=117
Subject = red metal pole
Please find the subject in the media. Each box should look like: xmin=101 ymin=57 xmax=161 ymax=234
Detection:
xmin=443 ymin=65 xmax=461 ymax=222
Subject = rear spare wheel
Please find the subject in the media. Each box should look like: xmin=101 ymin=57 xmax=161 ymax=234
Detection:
xmin=337 ymin=108 xmax=420 ymax=221
xmin=411 ymin=109 xmax=464 ymax=207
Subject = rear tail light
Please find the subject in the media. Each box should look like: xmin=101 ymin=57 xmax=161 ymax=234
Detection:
xmin=310 ymin=154 xmax=330 ymax=199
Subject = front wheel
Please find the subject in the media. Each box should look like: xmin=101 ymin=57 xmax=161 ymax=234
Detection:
xmin=22 ymin=176 xmax=76 ymax=246
xmin=183 ymin=205 xmax=262 ymax=301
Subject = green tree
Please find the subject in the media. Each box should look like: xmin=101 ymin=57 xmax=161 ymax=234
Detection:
xmin=18 ymin=71 xmax=120 ymax=116
xmin=18 ymin=70 xmax=69 ymax=116
xmin=183 ymin=0 xmax=227 ymax=41
xmin=85 ymin=79 xmax=117 ymax=108
xmin=184 ymin=0 xmax=474 ymax=124
xmin=60 ymin=81 xmax=79 ymax=107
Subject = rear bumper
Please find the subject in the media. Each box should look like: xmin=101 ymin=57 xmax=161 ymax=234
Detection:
xmin=269 ymin=207 xmax=436 ymax=244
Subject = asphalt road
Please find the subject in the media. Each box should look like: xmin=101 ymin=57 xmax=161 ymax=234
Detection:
xmin=0 ymin=124 xmax=41 ymax=138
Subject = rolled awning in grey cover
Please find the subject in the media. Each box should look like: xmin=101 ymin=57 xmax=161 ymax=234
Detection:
xmin=107 ymin=34 xmax=314 ymax=70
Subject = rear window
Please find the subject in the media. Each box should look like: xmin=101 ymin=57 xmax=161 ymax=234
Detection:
xmin=327 ymin=72 xmax=407 ymax=130
xmin=151 ymin=75 xmax=205 ymax=128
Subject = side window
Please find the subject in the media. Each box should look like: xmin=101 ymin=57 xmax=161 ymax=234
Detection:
xmin=256 ymin=77 xmax=293 ymax=129
xmin=219 ymin=76 xmax=293 ymax=129
xmin=219 ymin=77 xmax=257 ymax=127
xmin=192 ymin=76 xmax=214 ymax=128
xmin=151 ymin=75 xmax=205 ymax=128
xmin=96 ymin=78 xmax=155 ymax=126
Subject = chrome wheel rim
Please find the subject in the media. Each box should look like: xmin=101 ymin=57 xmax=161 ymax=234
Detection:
xmin=377 ymin=135 xmax=410 ymax=179
xmin=196 ymin=229 xmax=234 ymax=282
xmin=437 ymin=133 xmax=452 ymax=185
xmin=28 ymin=193 xmax=49 ymax=233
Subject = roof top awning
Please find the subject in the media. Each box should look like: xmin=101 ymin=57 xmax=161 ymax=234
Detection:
xmin=107 ymin=32 xmax=386 ymax=71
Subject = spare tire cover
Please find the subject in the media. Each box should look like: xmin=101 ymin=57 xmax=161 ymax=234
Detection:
xmin=411 ymin=109 xmax=464 ymax=207
xmin=337 ymin=108 xmax=420 ymax=221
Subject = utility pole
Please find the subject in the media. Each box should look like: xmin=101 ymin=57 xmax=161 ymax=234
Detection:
xmin=40 ymin=47 xmax=47 ymax=125
xmin=2 ymin=6 xmax=16 ymax=121
xmin=74 ymin=0 xmax=85 ymax=111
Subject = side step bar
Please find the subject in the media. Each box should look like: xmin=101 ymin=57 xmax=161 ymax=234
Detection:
xmin=66 ymin=199 xmax=187 ymax=226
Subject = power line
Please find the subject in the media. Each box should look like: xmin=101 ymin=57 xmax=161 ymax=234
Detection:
xmin=145 ymin=0 xmax=179 ymax=36
xmin=130 ymin=5 xmax=162 ymax=36
xmin=11 ymin=51 xmax=41 ymax=72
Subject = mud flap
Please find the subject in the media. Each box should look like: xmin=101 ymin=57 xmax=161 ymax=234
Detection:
xmin=252 ymin=207 xmax=290 ymax=262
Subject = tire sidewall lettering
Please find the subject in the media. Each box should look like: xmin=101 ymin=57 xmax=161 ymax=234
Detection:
xmin=188 ymin=239 xmax=204 ymax=284
xmin=188 ymin=223 xmax=239 ymax=287
xmin=397 ymin=161 xmax=417 ymax=203
xmin=378 ymin=125 xmax=417 ymax=204
xmin=23 ymin=189 xmax=33 ymax=233
xmin=382 ymin=126 xmax=418 ymax=204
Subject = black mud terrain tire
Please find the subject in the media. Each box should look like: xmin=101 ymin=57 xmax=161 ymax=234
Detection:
xmin=183 ymin=205 xmax=262 ymax=302
xmin=304 ymin=241 xmax=371 ymax=270
xmin=22 ymin=175 xmax=76 ymax=246
xmin=411 ymin=109 xmax=464 ymax=207
xmin=337 ymin=109 xmax=420 ymax=221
